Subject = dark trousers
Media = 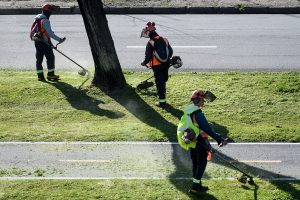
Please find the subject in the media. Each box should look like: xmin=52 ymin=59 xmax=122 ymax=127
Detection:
xmin=190 ymin=136 xmax=208 ymax=180
xmin=35 ymin=41 xmax=55 ymax=77
xmin=152 ymin=63 xmax=170 ymax=101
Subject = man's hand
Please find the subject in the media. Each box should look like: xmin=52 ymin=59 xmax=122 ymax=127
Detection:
xmin=141 ymin=61 xmax=146 ymax=66
xmin=59 ymin=37 xmax=66 ymax=44
xmin=219 ymin=138 xmax=228 ymax=147
xmin=182 ymin=128 xmax=196 ymax=144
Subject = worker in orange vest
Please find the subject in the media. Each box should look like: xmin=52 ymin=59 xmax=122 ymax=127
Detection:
xmin=140 ymin=22 xmax=173 ymax=107
xmin=31 ymin=4 xmax=66 ymax=81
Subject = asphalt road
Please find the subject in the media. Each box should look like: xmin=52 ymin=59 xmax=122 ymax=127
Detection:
xmin=0 ymin=14 xmax=300 ymax=71
xmin=0 ymin=142 xmax=299 ymax=180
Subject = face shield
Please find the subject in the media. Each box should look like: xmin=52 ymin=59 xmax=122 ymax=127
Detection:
xmin=140 ymin=27 xmax=150 ymax=38
xmin=140 ymin=22 xmax=156 ymax=38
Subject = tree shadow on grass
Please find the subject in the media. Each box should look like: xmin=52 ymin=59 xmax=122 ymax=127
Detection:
xmin=164 ymin=104 xmax=184 ymax=120
xmin=47 ymin=81 xmax=124 ymax=119
xmin=210 ymin=121 xmax=234 ymax=142
xmin=54 ymin=82 xmax=299 ymax=199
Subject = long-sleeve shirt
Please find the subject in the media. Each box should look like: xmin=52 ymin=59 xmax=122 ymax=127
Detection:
xmin=35 ymin=14 xmax=62 ymax=43
xmin=194 ymin=111 xmax=223 ymax=144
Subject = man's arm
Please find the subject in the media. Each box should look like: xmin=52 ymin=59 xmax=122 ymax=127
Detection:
xmin=168 ymin=43 xmax=173 ymax=58
xmin=195 ymin=112 xmax=224 ymax=144
xmin=42 ymin=19 xmax=62 ymax=42
xmin=141 ymin=42 xmax=153 ymax=65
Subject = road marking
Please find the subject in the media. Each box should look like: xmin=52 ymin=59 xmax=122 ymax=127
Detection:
xmin=59 ymin=160 xmax=113 ymax=163
xmin=231 ymin=160 xmax=282 ymax=163
xmin=0 ymin=142 xmax=299 ymax=145
xmin=0 ymin=177 xmax=298 ymax=181
xmin=126 ymin=45 xmax=217 ymax=49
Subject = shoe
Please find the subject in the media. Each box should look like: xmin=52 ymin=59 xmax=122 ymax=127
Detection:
xmin=199 ymin=185 xmax=209 ymax=191
xmin=47 ymin=74 xmax=60 ymax=81
xmin=188 ymin=186 xmax=209 ymax=196
xmin=155 ymin=102 xmax=167 ymax=108
xmin=38 ymin=77 xmax=46 ymax=82
xmin=188 ymin=189 xmax=205 ymax=196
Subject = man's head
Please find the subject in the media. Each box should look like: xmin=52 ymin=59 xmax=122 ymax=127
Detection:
xmin=191 ymin=90 xmax=206 ymax=107
xmin=140 ymin=22 xmax=157 ymax=38
xmin=42 ymin=4 xmax=60 ymax=17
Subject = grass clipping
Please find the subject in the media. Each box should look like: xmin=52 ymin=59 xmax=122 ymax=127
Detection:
xmin=0 ymin=70 xmax=299 ymax=142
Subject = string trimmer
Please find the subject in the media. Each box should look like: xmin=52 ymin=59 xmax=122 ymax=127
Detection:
xmin=136 ymin=75 xmax=154 ymax=90
xmin=136 ymin=56 xmax=183 ymax=90
xmin=212 ymin=146 xmax=255 ymax=185
xmin=52 ymin=42 xmax=91 ymax=88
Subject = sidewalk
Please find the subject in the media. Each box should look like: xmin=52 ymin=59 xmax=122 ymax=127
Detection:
xmin=0 ymin=142 xmax=299 ymax=180
xmin=0 ymin=0 xmax=300 ymax=14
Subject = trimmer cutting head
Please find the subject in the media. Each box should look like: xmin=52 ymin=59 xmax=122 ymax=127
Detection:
xmin=238 ymin=176 xmax=247 ymax=184
xmin=78 ymin=69 xmax=87 ymax=76
xmin=136 ymin=81 xmax=154 ymax=90
xmin=238 ymin=175 xmax=255 ymax=185
xmin=247 ymin=177 xmax=255 ymax=185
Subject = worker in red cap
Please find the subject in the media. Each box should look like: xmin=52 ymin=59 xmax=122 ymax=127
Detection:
xmin=177 ymin=90 xmax=228 ymax=196
xmin=30 ymin=4 xmax=66 ymax=81
xmin=140 ymin=22 xmax=173 ymax=107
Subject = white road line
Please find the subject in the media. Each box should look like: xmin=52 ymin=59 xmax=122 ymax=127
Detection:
xmin=59 ymin=160 xmax=113 ymax=163
xmin=0 ymin=142 xmax=299 ymax=145
xmin=126 ymin=45 xmax=217 ymax=49
xmin=0 ymin=177 xmax=298 ymax=181
xmin=231 ymin=160 xmax=282 ymax=163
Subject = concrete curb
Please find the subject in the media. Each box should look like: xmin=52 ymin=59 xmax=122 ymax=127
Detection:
xmin=0 ymin=6 xmax=300 ymax=15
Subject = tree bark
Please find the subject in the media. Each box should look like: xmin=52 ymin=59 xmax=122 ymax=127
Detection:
xmin=77 ymin=0 xmax=126 ymax=90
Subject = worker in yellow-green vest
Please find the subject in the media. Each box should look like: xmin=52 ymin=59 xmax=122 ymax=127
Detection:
xmin=177 ymin=90 xmax=228 ymax=196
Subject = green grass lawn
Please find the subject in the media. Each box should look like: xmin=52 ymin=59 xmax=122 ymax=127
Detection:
xmin=0 ymin=70 xmax=299 ymax=142
xmin=0 ymin=70 xmax=299 ymax=199
xmin=0 ymin=179 xmax=299 ymax=200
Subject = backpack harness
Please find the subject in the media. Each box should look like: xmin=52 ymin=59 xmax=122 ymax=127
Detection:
xmin=146 ymin=36 xmax=170 ymax=67
xmin=30 ymin=19 xmax=47 ymax=41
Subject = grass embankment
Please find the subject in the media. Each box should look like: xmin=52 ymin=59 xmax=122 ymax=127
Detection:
xmin=0 ymin=70 xmax=299 ymax=142
xmin=0 ymin=180 xmax=299 ymax=200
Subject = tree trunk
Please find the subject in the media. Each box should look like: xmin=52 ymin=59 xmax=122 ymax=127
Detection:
xmin=77 ymin=0 xmax=126 ymax=90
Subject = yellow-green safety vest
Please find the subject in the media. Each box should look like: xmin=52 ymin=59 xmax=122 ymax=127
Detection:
xmin=177 ymin=104 xmax=201 ymax=150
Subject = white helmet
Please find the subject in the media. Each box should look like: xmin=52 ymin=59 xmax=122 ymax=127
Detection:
xmin=171 ymin=56 xmax=183 ymax=69
xmin=140 ymin=22 xmax=156 ymax=38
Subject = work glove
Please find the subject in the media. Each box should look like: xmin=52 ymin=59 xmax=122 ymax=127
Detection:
xmin=140 ymin=61 xmax=146 ymax=66
xmin=218 ymin=138 xmax=228 ymax=147
xmin=182 ymin=128 xmax=196 ymax=144
xmin=59 ymin=37 xmax=66 ymax=44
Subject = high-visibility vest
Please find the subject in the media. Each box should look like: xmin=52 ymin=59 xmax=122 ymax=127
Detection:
xmin=146 ymin=36 xmax=169 ymax=68
xmin=177 ymin=104 xmax=209 ymax=150
xmin=39 ymin=19 xmax=50 ymax=39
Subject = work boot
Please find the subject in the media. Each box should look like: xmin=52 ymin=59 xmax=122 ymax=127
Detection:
xmin=38 ymin=77 xmax=46 ymax=82
xmin=188 ymin=182 xmax=209 ymax=196
xmin=155 ymin=102 xmax=167 ymax=108
xmin=47 ymin=74 xmax=60 ymax=81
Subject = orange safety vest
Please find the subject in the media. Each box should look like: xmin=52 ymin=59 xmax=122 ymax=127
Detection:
xmin=39 ymin=19 xmax=50 ymax=39
xmin=146 ymin=36 xmax=169 ymax=68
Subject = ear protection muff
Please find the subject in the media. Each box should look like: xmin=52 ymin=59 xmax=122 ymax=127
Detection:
xmin=192 ymin=97 xmax=201 ymax=104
